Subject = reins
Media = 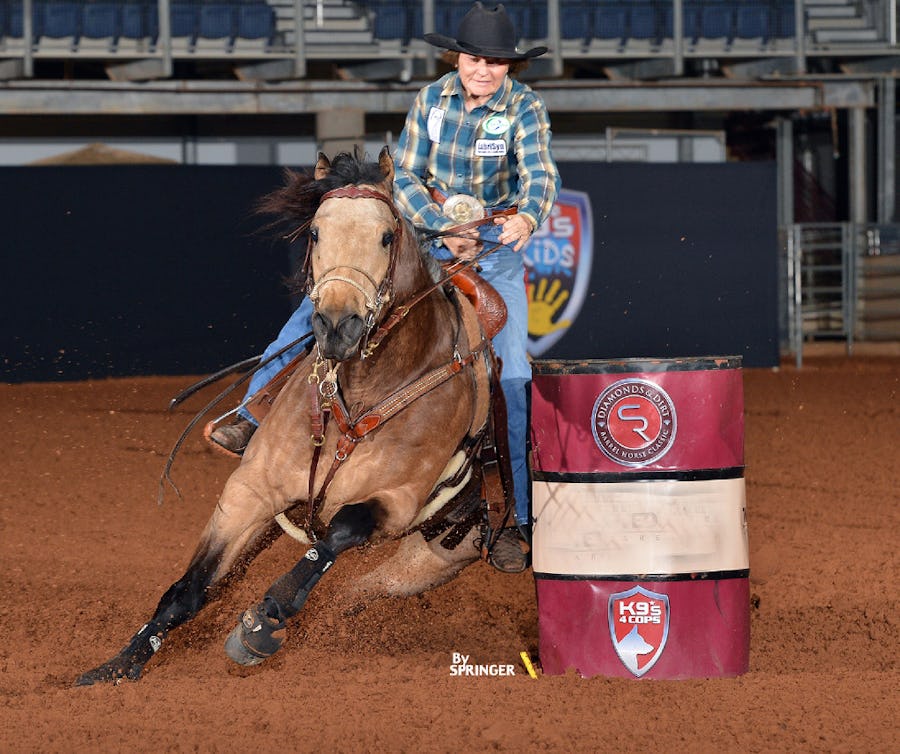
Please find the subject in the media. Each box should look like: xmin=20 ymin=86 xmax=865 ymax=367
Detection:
xmin=157 ymin=332 xmax=314 ymax=504
xmin=359 ymin=217 xmax=513 ymax=358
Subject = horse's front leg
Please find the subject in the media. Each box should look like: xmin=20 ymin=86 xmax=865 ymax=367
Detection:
xmin=74 ymin=546 xmax=223 ymax=686
xmin=224 ymin=502 xmax=376 ymax=666
xmin=75 ymin=479 xmax=279 ymax=686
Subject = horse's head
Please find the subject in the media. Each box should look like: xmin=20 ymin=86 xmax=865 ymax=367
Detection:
xmin=306 ymin=147 xmax=405 ymax=361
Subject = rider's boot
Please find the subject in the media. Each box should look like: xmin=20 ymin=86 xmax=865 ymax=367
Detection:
xmin=207 ymin=417 xmax=257 ymax=456
xmin=488 ymin=527 xmax=529 ymax=574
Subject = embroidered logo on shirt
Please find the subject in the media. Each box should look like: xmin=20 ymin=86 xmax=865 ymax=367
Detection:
xmin=483 ymin=115 xmax=511 ymax=135
xmin=475 ymin=139 xmax=507 ymax=157
xmin=427 ymin=107 xmax=445 ymax=143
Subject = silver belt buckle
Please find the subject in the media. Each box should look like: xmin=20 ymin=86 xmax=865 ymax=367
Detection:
xmin=442 ymin=194 xmax=485 ymax=224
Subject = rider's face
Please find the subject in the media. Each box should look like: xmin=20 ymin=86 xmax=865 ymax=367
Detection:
xmin=457 ymin=53 xmax=510 ymax=105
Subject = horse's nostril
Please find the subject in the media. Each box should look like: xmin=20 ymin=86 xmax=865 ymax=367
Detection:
xmin=337 ymin=314 xmax=365 ymax=346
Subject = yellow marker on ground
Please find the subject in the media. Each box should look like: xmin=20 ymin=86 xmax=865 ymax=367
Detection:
xmin=520 ymin=651 xmax=538 ymax=679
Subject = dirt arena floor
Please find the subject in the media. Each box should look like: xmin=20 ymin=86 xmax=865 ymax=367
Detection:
xmin=1 ymin=354 xmax=897 ymax=752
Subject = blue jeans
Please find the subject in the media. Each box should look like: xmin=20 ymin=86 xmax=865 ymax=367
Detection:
xmin=241 ymin=223 xmax=532 ymax=529
xmin=237 ymin=297 xmax=315 ymax=422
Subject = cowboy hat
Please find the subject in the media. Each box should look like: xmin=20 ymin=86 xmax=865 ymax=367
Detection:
xmin=423 ymin=2 xmax=548 ymax=60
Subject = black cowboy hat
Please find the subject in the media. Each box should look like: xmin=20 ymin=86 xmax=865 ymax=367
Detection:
xmin=424 ymin=2 xmax=548 ymax=60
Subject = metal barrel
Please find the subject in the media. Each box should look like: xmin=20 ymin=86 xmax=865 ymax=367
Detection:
xmin=530 ymin=356 xmax=749 ymax=679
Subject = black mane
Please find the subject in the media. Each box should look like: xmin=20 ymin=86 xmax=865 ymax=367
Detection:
xmin=255 ymin=149 xmax=389 ymax=234
xmin=319 ymin=150 xmax=388 ymax=192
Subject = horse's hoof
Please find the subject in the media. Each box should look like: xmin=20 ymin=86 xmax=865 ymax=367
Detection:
xmin=75 ymin=657 xmax=143 ymax=686
xmin=224 ymin=604 xmax=286 ymax=666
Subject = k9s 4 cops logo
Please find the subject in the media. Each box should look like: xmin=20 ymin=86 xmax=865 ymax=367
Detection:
xmin=524 ymin=189 xmax=593 ymax=356
xmin=608 ymin=586 xmax=670 ymax=677
xmin=591 ymin=378 xmax=677 ymax=467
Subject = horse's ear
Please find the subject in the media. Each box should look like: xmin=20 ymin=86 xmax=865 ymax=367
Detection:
xmin=314 ymin=152 xmax=332 ymax=180
xmin=378 ymin=146 xmax=394 ymax=185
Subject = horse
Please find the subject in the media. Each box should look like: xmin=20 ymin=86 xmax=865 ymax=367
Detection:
xmin=76 ymin=148 xmax=505 ymax=685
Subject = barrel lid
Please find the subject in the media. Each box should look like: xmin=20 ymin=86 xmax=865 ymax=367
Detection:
xmin=531 ymin=356 xmax=742 ymax=375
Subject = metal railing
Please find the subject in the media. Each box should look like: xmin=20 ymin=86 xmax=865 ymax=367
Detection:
xmin=3 ymin=1 xmax=900 ymax=80
xmin=786 ymin=222 xmax=900 ymax=367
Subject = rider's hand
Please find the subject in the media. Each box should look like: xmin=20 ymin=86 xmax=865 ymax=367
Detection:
xmin=494 ymin=214 xmax=534 ymax=252
xmin=444 ymin=232 xmax=482 ymax=261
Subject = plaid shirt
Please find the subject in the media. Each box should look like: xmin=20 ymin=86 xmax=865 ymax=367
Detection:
xmin=393 ymin=72 xmax=560 ymax=233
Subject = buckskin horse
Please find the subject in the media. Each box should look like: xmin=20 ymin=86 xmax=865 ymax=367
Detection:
xmin=76 ymin=148 xmax=514 ymax=685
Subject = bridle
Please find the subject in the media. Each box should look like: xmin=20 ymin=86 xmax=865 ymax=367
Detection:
xmin=303 ymin=186 xmax=404 ymax=339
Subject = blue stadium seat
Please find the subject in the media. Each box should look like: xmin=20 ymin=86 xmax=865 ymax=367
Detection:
xmin=735 ymin=5 xmax=771 ymax=41
xmin=592 ymin=3 xmax=627 ymax=42
xmin=198 ymin=3 xmax=235 ymax=41
xmin=699 ymin=3 xmax=734 ymax=41
xmin=774 ymin=3 xmax=796 ymax=39
xmin=508 ymin=2 xmax=546 ymax=41
xmin=170 ymin=1 xmax=198 ymax=40
xmin=40 ymin=1 xmax=80 ymax=40
xmin=408 ymin=2 xmax=424 ymax=40
xmin=121 ymin=3 xmax=150 ymax=41
xmin=81 ymin=3 xmax=120 ymax=40
xmin=629 ymin=5 xmax=659 ymax=42
xmin=561 ymin=3 xmax=591 ymax=42
xmin=371 ymin=1 xmax=407 ymax=42
xmin=236 ymin=2 xmax=275 ymax=41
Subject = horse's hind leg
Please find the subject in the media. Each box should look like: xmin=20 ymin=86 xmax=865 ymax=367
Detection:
xmin=224 ymin=502 xmax=376 ymax=666
xmin=353 ymin=528 xmax=481 ymax=599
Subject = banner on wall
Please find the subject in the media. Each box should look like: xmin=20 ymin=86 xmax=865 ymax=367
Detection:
xmin=524 ymin=188 xmax=594 ymax=357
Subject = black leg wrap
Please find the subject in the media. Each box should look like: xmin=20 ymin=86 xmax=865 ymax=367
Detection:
xmin=224 ymin=504 xmax=375 ymax=668
xmin=266 ymin=541 xmax=337 ymax=619
xmin=74 ymin=620 xmax=164 ymax=686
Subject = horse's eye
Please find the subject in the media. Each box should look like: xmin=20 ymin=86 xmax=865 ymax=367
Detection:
xmin=381 ymin=231 xmax=394 ymax=248
xmin=309 ymin=228 xmax=319 ymax=243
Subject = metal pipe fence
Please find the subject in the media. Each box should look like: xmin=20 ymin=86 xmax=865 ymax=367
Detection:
xmin=786 ymin=222 xmax=900 ymax=367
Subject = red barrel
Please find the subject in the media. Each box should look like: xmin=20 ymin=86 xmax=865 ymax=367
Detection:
xmin=531 ymin=357 xmax=749 ymax=679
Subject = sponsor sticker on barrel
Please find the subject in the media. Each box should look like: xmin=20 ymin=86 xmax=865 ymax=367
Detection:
xmin=591 ymin=378 xmax=677 ymax=467
xmin=608 ymin=586 xmax=670 ymax=677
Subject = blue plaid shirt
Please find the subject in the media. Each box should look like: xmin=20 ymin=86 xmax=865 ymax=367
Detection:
xmin=393 ymin=72 xmax=561 ymax=234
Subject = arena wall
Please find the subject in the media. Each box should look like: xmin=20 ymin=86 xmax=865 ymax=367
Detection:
xmin=0 ymin=161 xmax=778 ymax=383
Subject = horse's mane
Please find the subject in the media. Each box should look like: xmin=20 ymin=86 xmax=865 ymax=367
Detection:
xmin=255 ymin=150 xmax=390 ymax=233
xmin=258 ymin=149 xmax=442 ymax=286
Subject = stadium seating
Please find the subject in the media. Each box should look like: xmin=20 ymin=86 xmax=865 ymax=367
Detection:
xmin=370 ymin=1 xmax=408 ymax=43
xmin=699 ymin=2 xmax=734 ymax=44
xmin=81 ymin=2 xmax=120 ymax=40
xmin=235 ymin=2 xmax=275 ymax=49
xmin=198 ymin=3 xmax=234 ymax=41
xmin=591 ymin=4 xmax=628 ymax=44
xmin=41 ymin=2 xmax=81 ymax=42
xmin=0 ymin=1 xmax=815 ymax=69
xmin=560 ymin=2 xmax=590 ymax=43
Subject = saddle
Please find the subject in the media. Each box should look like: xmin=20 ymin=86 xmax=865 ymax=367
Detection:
xmin=440 ymin=262 xmax=508 ymax=340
